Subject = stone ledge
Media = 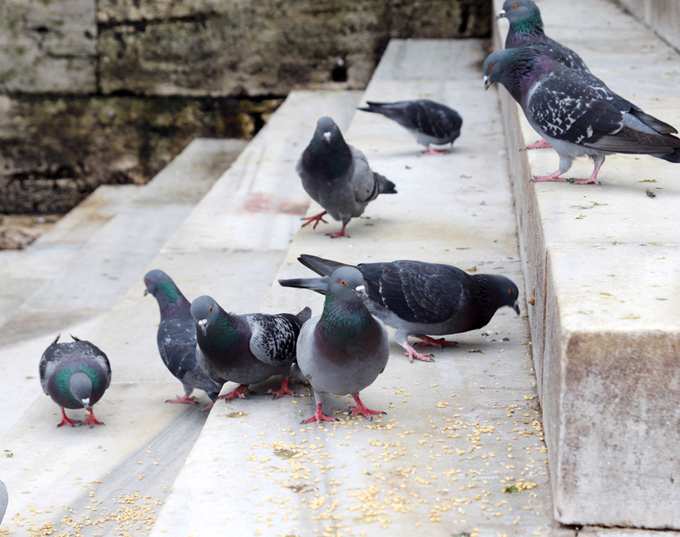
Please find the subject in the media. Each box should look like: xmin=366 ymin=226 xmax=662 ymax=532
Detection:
xmin=493 ymin=0 xmax=680 ymax=529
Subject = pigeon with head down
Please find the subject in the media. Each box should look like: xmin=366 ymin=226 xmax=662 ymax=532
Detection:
xmin=297 ymin=116 xmax=397 ymax=238
xmin=483 ymin=46 xmax=680 ymax=184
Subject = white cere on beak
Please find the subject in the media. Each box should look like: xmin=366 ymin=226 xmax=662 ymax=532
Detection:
xmin=198 ymin=319 xmax=208 ymax=334
xmin=483 ymin=75 xmax=490 ymax=90
xmin=322 ymin=131 xmax=332 ymax=143
xmin=356 ymin=285 xmax=365 ymax=293
xmin=496 ymin=9 xmax=506 ymax=19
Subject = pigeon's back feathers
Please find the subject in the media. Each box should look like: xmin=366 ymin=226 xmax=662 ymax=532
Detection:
xmin=247 ymin=309 xmax=310 ymax=367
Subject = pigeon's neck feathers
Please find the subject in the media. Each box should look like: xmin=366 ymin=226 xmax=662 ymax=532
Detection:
xmin=302 ymin=135 xmax=353 ymax=181
xmin=509 ymin=11 xmax=544 ymax=39
xmin=318 ymin=294 xmax=375 ymax=344
xmin=55 ymin=364 xmax=103 ymax=406
xmin=470 ymin=274 xmax=508 ymax=324
xmin=155 ymin=281 xmax=190 ymax=316
xmin=502 ymin=52 xmax=555 ymax=104
xmin=202 ymin=310 xmax=244 ymax=353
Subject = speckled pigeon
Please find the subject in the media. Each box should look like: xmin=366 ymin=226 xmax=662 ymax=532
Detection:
xmin=280 ymin=254 xmax=520 ymax=363
xmin=144 ymin=270 xmax=224 ymax=406
xmin=286 ymin=267 xmax=389 ymax=423
xmin=483 ymin=47 xmax=680 ymax=184
xmin=190 ymin=296 xmax=310 ymax=400
xmin=0 ymin=480 xmax=7 ymax=525
xmin=358 ymin=99 xmax=462 ymax=154
xmin=39 ymin=335 xmax=111 ymax=427
xmin=297 ymin=116 xmax=397 ymax=238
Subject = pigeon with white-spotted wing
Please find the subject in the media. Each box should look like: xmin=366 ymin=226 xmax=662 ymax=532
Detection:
xmin=358 ymin=99 xmax=462 ymax=154
xmin=190 ymin=296 xmax=310 ymax=400
xmin=280 ymin=254 xmax=520 ymax=363
xmin=39 ymin=335 xmax=111 ymax=427
xmin=144 ymin=270 xmax=223 ymax=405
xmin=297 ymin=116 xmax=397 ymax=238
xmin=483 ymin=47 xmax=680 ymax=184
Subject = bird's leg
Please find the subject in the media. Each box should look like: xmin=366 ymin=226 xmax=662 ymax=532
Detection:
xmin=165 ymin=395 xmax=199 ymax=405
xmin=349 ymin=393 xmax=386 ymax=418
xmin=301 ymin=402 xmax=336 ymax=424
xmin=395 ymin=330 xmax=434 ymax=362
xmin=414 ymin=335 xmax=459 ymax=349
xmin=218 ymin=384 xmax=249 ymax=401
xmin=301 ymin=211 xmax=328 ymax=230
xmin=422 ymin=146 xmax=449 ymax=156
xmin=525 ymin=139 xmax=552 ymax=150
xmin=573 ymin=156 xmax=604 ymax=185
xmin=532 ymin=170 xmax=566 ymax=182
xmin=327 ymin=221 xmax=350 ymax=239
xmin=83 ymin=408 xmax=104 ymax=427
xmin=269 ymin=377 xmax=294 ymax=399
xmin=57 ymin=408 xmax=79 ymax=428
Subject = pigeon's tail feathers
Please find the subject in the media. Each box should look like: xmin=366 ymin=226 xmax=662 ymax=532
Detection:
xmin=375 ymin=173 xmax=397 ymax=195
xmin=298 ymin=254 xmax=346 ymax=277
xmin=296 ymin=306 xmax=312 ymax=324
xmin=631 ymin=108 xmax=678 ymax=135
xmin=358 ymin=101 xmax=404 ymax=121
xmin=278 ymin=277 xmax=329 ymax=296
xmin=658 ymin=148 xmax=680 ymax=163
xmin=50 ymin=334 xmax=61 ymax=346
xmin=358 ymin=101 xmax=390 ymax=113
xmin=70 ymin=334 xmax=82 ymax=342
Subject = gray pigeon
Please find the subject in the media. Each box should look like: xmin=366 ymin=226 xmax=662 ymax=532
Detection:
xmin=39 ymin=335 xmax=111 ymax=427
xmin=280 ymin=254 xmax=520 ymax=363
xmin=297 ymin=116 xmax=397 ymax=238
xmin=0 ymin=480 xmax=7 ymax=526
xmin=358 ymin=99 xmax=462 ymax=154
xmin=144 ymin=270 xmax=223 ymax=406
xmin=190 ymin=296 xmax=310 ymax=400
xmin=483 ymin=47 xmax=680 ymax=184
xmin=283 ymin=266 xmax=389 ymax=423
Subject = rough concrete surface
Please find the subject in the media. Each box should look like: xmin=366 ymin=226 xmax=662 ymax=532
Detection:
xmin=150 ymin=40 xmax=555 ymax=537
xmin=617 ymin=0 xmax=680 ymax=54
xmin=494 ymin=0 xmax=680 ymax=529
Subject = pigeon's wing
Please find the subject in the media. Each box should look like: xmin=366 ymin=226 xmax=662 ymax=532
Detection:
xmin=79 ymin=340 xmax=113 ymax=389
xmin=406 ymin=100 xmax=462 ymax=139
xmin=536 ymin=37 xmax=590 ymax=73
xmin=157 ymin=320 xmax=198 ymax=382
xmin=247 ymin=314 xmax=299 ymax=367
xmin=39 ymin=336 xmax=61 ymax=394
xmin=361 ymin=261 xmax=468 ymax=324
xmin=349 ymin=147 xmax=381 ymax=204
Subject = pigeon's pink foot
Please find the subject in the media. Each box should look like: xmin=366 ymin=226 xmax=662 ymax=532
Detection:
xmin=301 ymin=211 xmax=328 ymax=230
xmin=422 ymin=147 xmax=449 ymax=156
xmin=414 ymin=335 xmax=458 ymax=349
xmin=525 ymin=139 xmax=552 ymax=150
xmin=573 ymin=177 xmax=600 ymax=185
xmin=349 ymin=393 xmax=385 ymax=419
xmin=403 ymin=342 xmax=435 ymax=363
xmin=165 ymin=395 xmax=199 ymax=405
xmin=270 ymin=377 xmax=294 ymax=399
xmin=532 ymin=171 xmax=565 ymax=183
xmin=327 ymin=223 xmax=350 ymax=239
xmin=83 ymin=408 xmax=104 ymax=427
xmin=218 ymin=385 xmax=249 ymax=401
xmin=57 ymin=408 xmax=79 ymax=428
xmin=301 ymin=402 xmax=337 ymax=424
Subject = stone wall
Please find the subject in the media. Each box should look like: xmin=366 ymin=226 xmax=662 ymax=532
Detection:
xmin=0 ymin=0 xmax=490 ymax=214
xmin=616 ymin=1 xmax=680 ymax=54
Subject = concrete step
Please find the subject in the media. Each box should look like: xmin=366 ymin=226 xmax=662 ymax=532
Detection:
xmin=0 ymin=90 xmax=360 ymax=536
xmin=0 ymin=138 xmax=245 ymax=347
xmin=150 ymin=39 xmax=554 ymax=537
xmin=493 ymin=0 xmax=680 ymax=530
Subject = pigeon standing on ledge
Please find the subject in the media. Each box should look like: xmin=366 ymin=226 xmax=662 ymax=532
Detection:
xmin=285 ymin=267 xmax=389 ymax=424
xmin=483 ymin=47 xmax=680 ymax=184
xmin=190 ymin=296 xmax=310 ymax=400
xmin=39 ymin=335 xmax=111 ymax=427
xmin=358 ymin=100 xmax=462 ymax=154
xmin=297 ymin=116 xmax=397 ymax=238
xmin=144 ymin=270 xmax=223 ymax=406
xmin=280 ymin=254 xmax=520 ymax=363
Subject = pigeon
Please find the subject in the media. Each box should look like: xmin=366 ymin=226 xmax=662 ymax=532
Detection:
xmin=297 ymin=116 xmax=397 ymax=238
xmin=190 ymin=296 xmax=310 ymax=400
xmin=39 ymin=335 xmax=111 ymax=427
xmin=279 ymin=254 xmax=520 ymax=363
xmin=358 ymin=99 xmax=462 ymax=154
xmin=144 ymin=269 xmax=223 ymax=406
xmin=285 ymin=266 xmax=389 ymax=423
xmin=0 ymin=480 xmax=7 ymax=525
xmin=483 ymin=47 xmax=680 ymax=184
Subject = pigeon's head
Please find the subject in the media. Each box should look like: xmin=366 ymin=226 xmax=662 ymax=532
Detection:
xmin=483 ymin=47 xmax=544 ymax=97
xmin=144 ymin=269 xmax=174 ymax=297
xmin=69 ymin=371 xmax=93 ymax=409
xmin=497 ymin=0 xmax=543 ymax=31
xmin=481 ymin=274 xmax=521 ymax=315
xmin=328 ymin=266 xmax=367 ymax=300
xmin=314 ymin=116 xmax=344 ymax=146
xmin=190 ymin=295 xmax=222 ymax=336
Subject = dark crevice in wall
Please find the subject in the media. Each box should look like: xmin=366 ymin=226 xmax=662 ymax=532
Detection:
xmin=97 ymin=12 xmax=217 ymax=32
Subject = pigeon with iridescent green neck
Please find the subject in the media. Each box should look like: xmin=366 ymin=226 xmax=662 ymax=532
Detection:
xmin=283 ymin=267 xmax=389 ymax=424
xmin=144 ymin=270 xmax=223 ymax=406
xmin=39 ymin=335 xmax=111 ymax=427
xmin=190 ymin=296 xmax=310 ymax=401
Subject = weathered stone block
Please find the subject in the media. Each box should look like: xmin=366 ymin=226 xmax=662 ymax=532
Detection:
xmin=0 ymin=0 xmax=96 ymax=93
xmin=618 ymin=0 xmax=680 ymax=55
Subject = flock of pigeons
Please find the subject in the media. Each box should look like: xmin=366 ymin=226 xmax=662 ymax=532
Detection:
xmin=2 ymin=0 xmax=671 ymax=525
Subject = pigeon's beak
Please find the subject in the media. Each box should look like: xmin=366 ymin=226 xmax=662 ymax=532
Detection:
xmin=322 ymin=131 xmax=332 ymax=143
xmin=81 ymin=398 xmax=90 ymax=408
xmin=483 ymin=75 xmax=491 ymax=91
xmin=143 ymin=289 xmax=149 ymax=297
xmin=496 ymin=10 xmax=507 ymax=19
xmin=197 ymin=318 xmax=208 ymax=335
xmin=354 ymin=284 xmax=367 ymax=298
xmin=512 ymin=301 xmax=521 ymax=316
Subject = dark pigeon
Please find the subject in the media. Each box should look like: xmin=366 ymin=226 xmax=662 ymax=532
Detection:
xmin=190 ymin=296 xmax=310 ymax=401
xmin=483 ymin=47 xmax=680 ymax=184
xmin=39 ymin=335 xmax=111 ymax=427
xmin=297 ymin=116 xmax=397 ymax=238
xmin=144 ymin=270 xmax=223 ymax=406
xmin=280 ymin=254 xmax=520 ymax=363
xmin=288 ymin=267 xmax=389 ymax=424
xmin=358 ymin=99 xmax=462 ymax=154
xmin=0 ymin=480 xmax=7 ymax=525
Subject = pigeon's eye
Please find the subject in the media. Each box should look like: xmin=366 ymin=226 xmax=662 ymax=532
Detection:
xmin=338 ymin=279 xmax=348 ymax=287
xmin=208 ymin=305 xmax=214 ymax=313
xmin=508 ymin=288 xmax=514 ymax=295
xmin=511 ymin=1 xmax=520 ymax=9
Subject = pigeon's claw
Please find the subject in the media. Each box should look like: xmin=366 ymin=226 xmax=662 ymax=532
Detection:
xmin=403 ymin=342 xmax=435 ymax=363
xmin=83 ymin=408 xmax=104 ymax=427
xmin=532 ymin=171 xmax=566 ymax=182
xmin=165 ymin=395 xmax=199 ymax=405
xmin=349 ymin=393 xmax=385 ymax=419
xmin=57 ymin=408 xmax=79 ymax=428
xmin=218 ymin=384 xmax=249 ymax=402
xmin=301 ymin=402 xmax=337 ymax=424
xmin=525 ymin=139 xmax=552 ymax=150
xmin=422 ymin=147 xmax=450 ymax=156
xmin=327 ymin=222 xmax=350 ymax=239
xmin=301 ymin=211 xmax=328 ymax=230
xmin=414 ymin=335 xmax=458 ymax=349
xmin=269 ymin=377 xmax=294 ymax=399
